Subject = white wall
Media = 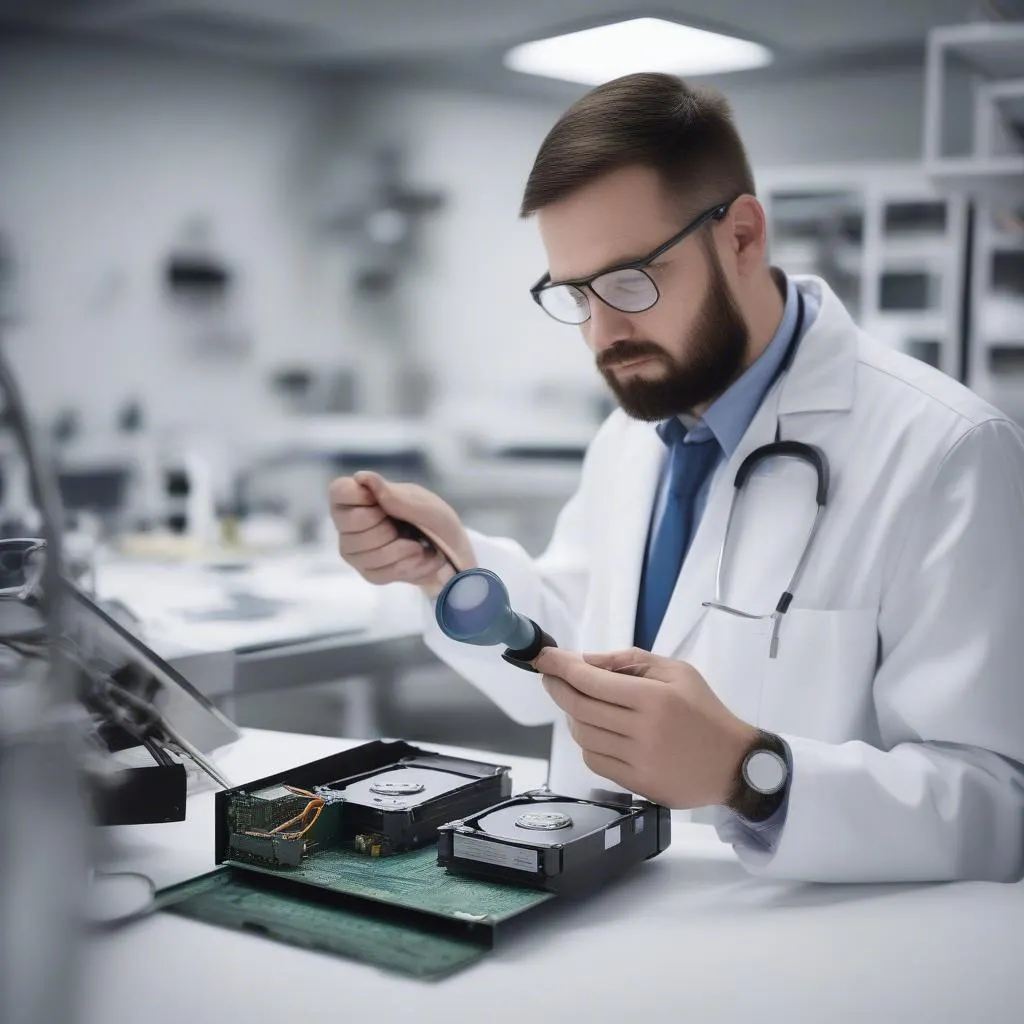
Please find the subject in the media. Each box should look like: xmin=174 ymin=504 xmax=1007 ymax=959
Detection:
xmin=0 ymin=35 xmax=932 ymax=443
xmin=0 ymin=34 xmax=347 ymax=440
xmin=312 ymin=85 xmax=596 ymax=419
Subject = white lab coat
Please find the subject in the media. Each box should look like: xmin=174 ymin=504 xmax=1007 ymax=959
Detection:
xmin=421 ymin=275 xmax=1024 ymax=883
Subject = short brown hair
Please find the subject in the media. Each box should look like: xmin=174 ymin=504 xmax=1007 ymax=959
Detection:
xmin=520 ymin=72 xmax=755 ymax=220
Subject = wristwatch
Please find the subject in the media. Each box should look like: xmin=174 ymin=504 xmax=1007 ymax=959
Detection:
xmin=726 ymin=730 xmax=790 ymax=823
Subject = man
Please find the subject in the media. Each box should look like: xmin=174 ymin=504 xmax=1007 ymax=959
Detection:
xmin=330 ymin=73 xmax=1024 ymax=883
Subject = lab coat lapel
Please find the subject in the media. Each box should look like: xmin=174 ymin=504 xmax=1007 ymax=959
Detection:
xmin=650 ymin=275 xmax=858 ymax=657
xmin=605 ymin=422 xmax=666 ymax=650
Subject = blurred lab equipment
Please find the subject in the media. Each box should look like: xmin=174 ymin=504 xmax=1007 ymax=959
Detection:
xmin=0 ymin=326 xmax=86 ymax=1024
xmin=320 ymin=146 xmax=446 ymax=297
xmin=317 ymin=147 xmax=446 ymax=417
xmin=162 ymin=215 xmax=249 ymax=360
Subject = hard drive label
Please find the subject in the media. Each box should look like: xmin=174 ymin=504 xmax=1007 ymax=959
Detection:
xmin=453 ymin=834 xmax=538 ymax=873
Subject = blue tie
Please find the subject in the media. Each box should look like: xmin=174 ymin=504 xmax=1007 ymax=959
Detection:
xmin=634 ymin=421 xmax=721 ymax=651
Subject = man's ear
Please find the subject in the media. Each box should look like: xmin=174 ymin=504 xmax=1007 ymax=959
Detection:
xmin=727 ymin=195 xmax=768 ymax=278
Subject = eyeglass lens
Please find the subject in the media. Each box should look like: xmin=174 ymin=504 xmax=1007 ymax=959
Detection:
xmin=539 ymin=268 xmax=658 ymax=324
xmin=0 ymin=541 xmax=44 ymax=595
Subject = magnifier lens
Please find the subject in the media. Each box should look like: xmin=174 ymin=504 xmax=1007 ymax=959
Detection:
xmin=446 ymin=573 xmax=490 ymax=612
xmin=437 ymin=569 xmax=509 ymax=642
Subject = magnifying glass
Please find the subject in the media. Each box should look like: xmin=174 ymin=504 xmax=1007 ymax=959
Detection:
xmin=434 ymin=568 xmax=556 ymax=671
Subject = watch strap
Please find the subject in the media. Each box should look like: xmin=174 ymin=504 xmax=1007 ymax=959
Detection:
xmin=726 ymin=730 xmax=790 ymax=823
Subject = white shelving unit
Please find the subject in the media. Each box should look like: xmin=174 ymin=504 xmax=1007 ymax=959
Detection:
xmin=967 ymin=199 xmax=1024 ymax=417
xmin=759 ymin=164 xmax=969 ymax=380
xmin=924 ymin=21 xmax=1024 ymax=199
xmin=923 ymin=20 xmax=1024 ymax=417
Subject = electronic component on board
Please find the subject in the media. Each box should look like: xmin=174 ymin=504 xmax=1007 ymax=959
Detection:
xmin=220 ymin=742 xmax=512 ymax=869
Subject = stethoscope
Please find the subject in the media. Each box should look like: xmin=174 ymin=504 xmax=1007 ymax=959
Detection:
xmin=433 ymin=288 xmax=829 ymax=666
xmin=700 ymin=289 xmax=831 ymax=659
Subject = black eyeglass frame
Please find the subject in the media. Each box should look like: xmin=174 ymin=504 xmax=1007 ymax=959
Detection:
xmin=529 ymin=197 xmax=737 ymax=324
xmin=0 ymin=537 xmax=46 ymax=601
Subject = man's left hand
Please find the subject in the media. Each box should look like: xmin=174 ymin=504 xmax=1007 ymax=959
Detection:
xmin=533 ymin=647 xmax=758 ymax=808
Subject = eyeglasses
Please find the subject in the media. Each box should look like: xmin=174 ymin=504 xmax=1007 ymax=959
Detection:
xmin=530 ymin=198 xmax=735 ymax=326
xmin=0 ymin=538 xmax=46 ymax=601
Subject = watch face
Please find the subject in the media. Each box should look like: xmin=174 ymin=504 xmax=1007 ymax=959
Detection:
xmin=743 ymin=749 xmax=787 ymax=794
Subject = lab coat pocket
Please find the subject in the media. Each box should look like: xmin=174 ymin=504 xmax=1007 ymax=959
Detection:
xmin=760 ymin=608 xmax=879 ymax=742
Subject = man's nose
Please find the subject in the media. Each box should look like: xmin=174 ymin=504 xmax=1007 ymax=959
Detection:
xmin=584 ymin=294 xmax=635 ymax=354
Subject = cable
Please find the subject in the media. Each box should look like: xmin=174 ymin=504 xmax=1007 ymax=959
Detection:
xmin=244 ymin=790 xmax=324 ymax=841
xmin=86 ymin=670 xmax=228 ymax=785
xmin=141 ymin=736 xmax=174 ymax=768
xmin=161 ymin=736 xmax=233 ymax=790
xmin=83 ymin=870 xmax=157 ymax=933
xmin=80 ymin=685 xmax=161 ymax=764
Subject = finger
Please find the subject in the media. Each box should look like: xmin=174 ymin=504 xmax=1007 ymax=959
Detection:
xmin=354 ymin=472 xmax=466 ymax=572
xmin=541 ymin=674 xmax=635 ymax=735
xmin=537 ymin=650 xmax=642 ymax=709
xmin=404 ymin=552 xmax=449 ymax=584
xmin=349 ymin=539 xmax=426 ymax=572
xmin=374 ymin=547 xmax=444 ymax=581
xmin=337 ymin=517 xmax=399 ymax=555
xmin=354 ymin=471 xmax=402 ymax=513
xmin=567 ymin=718 xmax=635 ymax=762
xmin=331 ymin=501 xmax=389 ymax=534
xmin=362 ymin=548 xmax=438 ymax=585
xmin=353 ymin=469 xmax=387 ymax=490
xmin=532 ymin=647 xmax=588 ymax=677
xmin=582 ymin=648 xmax=669 ymax=678
xmin=328 ymin=477 xmax=376 ymax=508
xmin=355 ymin=475 xmax=448 ymax=553
xmin=579 ymin=749 xmax=637 ymax=793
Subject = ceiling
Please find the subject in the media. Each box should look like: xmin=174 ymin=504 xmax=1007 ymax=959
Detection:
xmin=0 ymin=0 xmax=997 ymax=99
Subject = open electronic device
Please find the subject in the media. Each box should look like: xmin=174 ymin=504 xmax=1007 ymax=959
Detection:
xmin=156 ymin=739 xmax=671 ymax=979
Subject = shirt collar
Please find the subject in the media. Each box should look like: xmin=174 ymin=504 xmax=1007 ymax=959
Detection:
xmin=658 ymin=273 xmax=801 ymax=456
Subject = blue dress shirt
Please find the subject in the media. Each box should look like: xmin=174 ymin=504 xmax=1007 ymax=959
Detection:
xmin=647 ymin=275 xmax=815 ymax=537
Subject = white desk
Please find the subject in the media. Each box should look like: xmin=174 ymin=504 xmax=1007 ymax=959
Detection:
xmin=83 ymin=729 xmax=1022 ymax=1024
xmin=92 ymin=550 xmax=433 ymax=727
xmin=93 ymin=547 xmax=424 ymax=663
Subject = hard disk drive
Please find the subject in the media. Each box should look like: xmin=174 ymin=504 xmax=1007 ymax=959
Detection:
xmin=163 ymin=741 xmax=674 ymax=980
xmin=437 ymin=789 xmax=671 ymax=894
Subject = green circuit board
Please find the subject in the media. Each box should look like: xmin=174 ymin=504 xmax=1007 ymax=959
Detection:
xmin=158 ymin=870 xmax=486 ymax=980
xmin=227 ymin=843 xmax=553 ymax=923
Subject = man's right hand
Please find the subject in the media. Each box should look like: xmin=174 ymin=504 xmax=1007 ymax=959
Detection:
xmin=328 ymin=471 xmax=476 ymax=598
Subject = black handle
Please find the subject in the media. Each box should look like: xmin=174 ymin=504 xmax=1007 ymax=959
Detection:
xmin=500 ymin=619 xmax=557 ymax=673
xmin=392 ymin=516 xmax=436 ymax=552
xmin=733 ymin=441 xmax=829 ymax=506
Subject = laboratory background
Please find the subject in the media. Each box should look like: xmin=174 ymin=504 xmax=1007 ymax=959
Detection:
xmin=0 ymin=0 xmax=1022 ymax=1018
xmin=3 ymin=0 xmax=1021 ymax=756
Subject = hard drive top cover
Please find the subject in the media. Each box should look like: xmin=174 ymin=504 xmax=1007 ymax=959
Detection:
xmin=451 ymin=792 xmax=640 ymax=842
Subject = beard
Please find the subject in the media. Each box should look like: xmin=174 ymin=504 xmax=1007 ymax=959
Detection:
xmin=596 ymin=248 xmax=749 ymax=422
